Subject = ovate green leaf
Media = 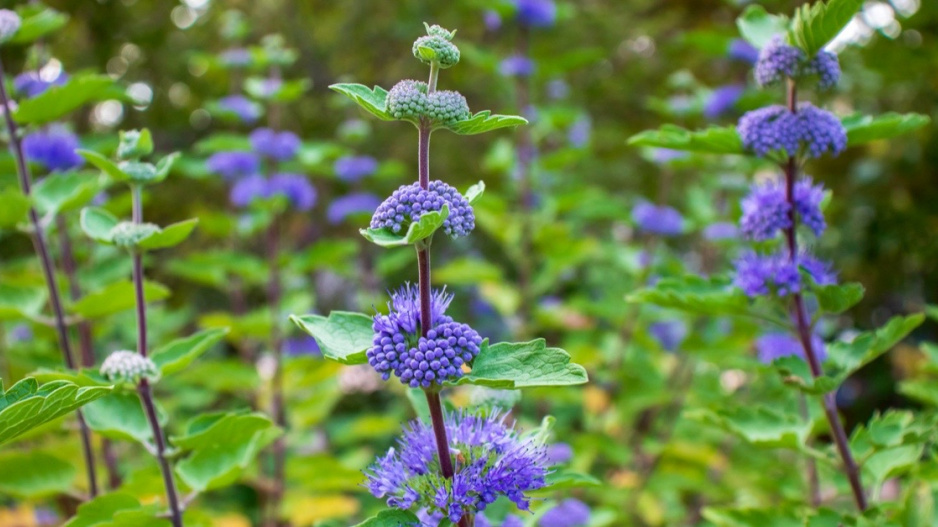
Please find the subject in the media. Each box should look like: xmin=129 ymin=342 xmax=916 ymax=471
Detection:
xmin=455 ymin=339 xmax=588 ymax=389
xmin=151 ymin=328 xmax=229 ymax=375
xmin=329 ymin=83 xmax=393 ymax=121
xmin=289 ymin=312 xmax=373 ymax=365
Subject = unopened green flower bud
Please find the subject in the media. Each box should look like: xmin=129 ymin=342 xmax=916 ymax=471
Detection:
xmin=0 ymin=10 xmax=21 ymax=44
xmin=100 ymin=350 xmax=160 ymax=384
xmin=110 ymin=221 xmax=159 ymax=248
xmin=117 ymin=129 xmax=154 ymax=160
xmin=412 ymin=24 xmax=459 ymax=69
xmin=426 ymin=90 xmax=470 ymax=125
xmin=387 ymin=80 xmax=429 ymax=122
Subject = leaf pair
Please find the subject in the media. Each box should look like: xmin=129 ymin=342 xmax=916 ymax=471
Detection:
xmin=80 ymin=207 xmax=198 ymax=252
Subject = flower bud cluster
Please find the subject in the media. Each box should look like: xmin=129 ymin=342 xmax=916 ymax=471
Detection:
xmin=100 ymin=350 xmax=160 ymax=384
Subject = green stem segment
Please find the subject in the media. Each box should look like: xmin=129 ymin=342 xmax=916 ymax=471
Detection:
xmin=130 ymin=188 xmax=184 ymax=526
xmin=783 ymin=78 xmax=867 ymax=512
xmin=0 ymin=55 xmax=100 ymax=498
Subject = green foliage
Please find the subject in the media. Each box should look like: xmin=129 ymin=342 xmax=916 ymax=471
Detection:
xmin=0 ymin=283 xmax=46 ymax=320
xmin=329 ymin=83 xmax=394 ymax=121
xmin=150 ymin=328 xmax=230 ymax=375
xmin=454 ymin=339 xmax=588 ymax=389
xmin=444 ymin=110 xmax=527 ymax=135
xmin=627 ymin=125 xmax=744 ymax=155
xmin=843 ymin=113 xmax=931 ymax=146
xmin=32 ymin=171 xmax=105 ymax=217
xmin=79 ymin=150 xmax=179 ymax=186
xmin=63 ymin=493 xmax=168 ymax=527
xmin=79 ymin=207 xmax=198 ymax=251
xmin=289 ymin=311 xmax=373 ymax=365
xmin=69 ymin=280 xmax=170 ymax=319
xmin=698 ymin=406 xmax=810 ymax=449
xmin=10 ymin=5 xmax=68 ymax=45
xmin=173 ymin=411 xmax=281 ymax=491
xmin=788 ymin=0 xmax=864 ymax=55
xmin=353 ymin=509 xmax=420 ymax=527
xmin=0 ymin=450 xmax=75 ymax=498
xmin=117 ymin=129 xmax=154 ymax=159
xmin=736 ymin=5 xmax=790 ymax=48
xmin=626 ymin=275 xmax=784 ymax=325
xmin=83 ymin=392 xmax=162 ymax=444
xmin=360 ymin=205 xmax=449 ymax=248
xmin=0 ymin=188 xmax=30 ymax=228
xmin=0 ymin=377 xmax=112 ymax=445
xmin=14 ymin=74 xmax=122 ymax=125
xmin=813 ymin=282 xmax=865 ymax=315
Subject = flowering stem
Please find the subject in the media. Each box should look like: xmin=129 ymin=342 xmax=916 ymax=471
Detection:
xmin=783 ymin=78 xmax=867 ymax=512
xmin=130 ymin=187 xmax=184 ymax=526
xmin=0 ymin=55 xmax=99 ymax=498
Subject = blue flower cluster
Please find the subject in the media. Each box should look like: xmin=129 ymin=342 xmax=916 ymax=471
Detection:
xmin=704 ymin=84 xmax=744 ymax=119
xmin=740 ymin=177 xmax=825 ymax=240
xmin=326 ymin=192 xmax=381 ymax=224
xmin=365 ymin=409 xmax=550 ymax=523
xmin=733 ymin=250 xmax=836 ymax=298
xmin=754 ymin=36 xmax=841 ymax=90
xmin=756 ymin=331 xmax=828 ymax=364
xmin=368 ymin=285 xmax=482 ymax=388
xmin=229 ymin=172 xmax=317 ymax=211
xmin=217 ymin=94 xmax=262 ymax=123
xmin=539 ymin=498 xmax=592 ymax=527
xmin=738 ymin=103 xmax=846 ymax=158
xmin=249 ymin=128 xmax=300 ymax=161
xmin=632 ymin=201 xmax=684 ymax=236
xmin=513 ymin=0 xmax=556 ymax=28
xmin=370 ymin=180 xmax=475 ymax=238
xmin=334 ymin=155 xmax=378 ymax=182
xmin=499 ymin=55 xmax=535 ymax=77
xmin=22 ymin=127 xmax=84 ymax=172
xmin=14 ymin=71 xmax=68 ymax=98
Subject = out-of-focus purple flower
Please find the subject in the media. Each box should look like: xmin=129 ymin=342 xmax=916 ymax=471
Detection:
xmin=650 ymin=320 xmax=688 ymax=352
xmin=704 ymin=84 xmax=744 ymax=119
xmin=254 ymin=77 xmax=283 ymax=98
xmin=547 ymin=78 xmax=570 ymax=100
xmin=499 ymin=54 xmax=535 ymax=77
xmin=91 ymin=191 xmax=109 ymax=207
xmin=334 ymin=155 xmax=378 ymax=182
xmin=539 ymin=499 xmax=591 ymax=527
xmin=632 ymin=202 xmax=684 ymax=236
xmin=207 ymin=151 xmax=260 ymax=180
xmin=250 ymin=127 xmax=301 ymax=161
xmin=546 ymin=442 xmax=573 ymax=465
xmin=327 ymin=192 xmax=381 ymax=224
xmin=229 ymin=174 xmax=268 ymax=208
xmin=283 ymin=336 xmax=322 ymax=357
xmin=804 ymin=50 xmax=841 ymax=90
xmin=484 ymin=10 xmax=502 ymax=31
xmin=217 ymin=94 xmax=262 ymax=123
xmin=514 ymin=0 xmax=557 ymax=28
xmin=219 ymin=47 xmax=251 ymax=67
xmin=33 ymin=506 xmax=58 ymax=526
xmin=728 ymin=39 xmax=759 ymax=65
xmin=22 ymin=128 xmax=84 ymax=172
xmin=10 ymin=324 xmax=32 ymax=343
xmin=794 ymin=177 xmax=826 ymax=236
xmin=756 ymin=332 xmax=827 ymax=364
xmin=269 ymin=173 xmax=316 ymax=211
xmin=733 ymin=250 xmax=801 ymax=297
xmin=568 ymin=116 xmax=591 ymax=148
xmin=799 ymin=252 xmax=838 ymax=285
xmin=13 ymin=71 xmax=68 ymax=98
xmin=703 ymin=222 xmax=738 ymax=240
xmin=651 ymin=148 xmax=688 ymax=164
xmin=740 ymin=180 xmax=791 ymax=241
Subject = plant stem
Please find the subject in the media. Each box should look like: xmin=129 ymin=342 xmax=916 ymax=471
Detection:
xmin=265 ymin=216 xmax=286 ymax=527
xmin=130 ymin=188 xmax=183 ymax=526
xmin=783 ymin=78 xmax=866 ymax=512
xmin=798 ymin=395 xmax=821 ymax=506
xmin=0 ymin=56 xmax=99 ymax=498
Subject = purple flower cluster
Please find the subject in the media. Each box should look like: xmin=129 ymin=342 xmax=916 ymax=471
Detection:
xmin=206 ymin=151 xmax=260 ymax=180
xmin=737 ymin=103 xmax=846 ymax=158
xmin=334 ymin=155 xmax=378 ymax=182
xmin=754 ymin=37 xmax=841 ymax=90
xmin=794 ymin=177 xmax=826 ymax=236
xmin=728 ymin=39 xmax=759 ymax=65
xmin=370 ymin=180 xmax=475 ymax=238
xmin=500 ymin=55 xmax=535 ymax=77
xmin=632 ymin=202 xmax=684 ymax=236
xmin=249 ymin=128 xmax=300 ymax=161
xmin=514 ymin=0 xmax=556 ymax=28
xmin=217 ymin=94 xmax=262 ymax=123
xmin=649 ymin=320 xmax=688 ymax=352
xmin=327 ymin=192 xmax=381 ymax=224
xmin=733 ymin=250 xmax=836 ymax=297
xmin=14 ymin=71 xmax=68 ymax=98
xmin=22 ymin=128 xmax=84 ymax=172
xmin=704 ymin=84 xmax=744 ymax=119
xmin=365 ymin=409 xmax=550 ymax=523
xmin=703 ymin=222 xmax=738 ymax=241
xmin=539 ymin=499 xmax=591 ymax=527
xmin=756 ymin=332 xmax=828 ymax=364
xmin=229 ymin=173 xmax=316 ymax=211
xmin=740 ymin=180 xmax=791 ymax=241
xmin=368 ymin=285 xmax=482 ymax=388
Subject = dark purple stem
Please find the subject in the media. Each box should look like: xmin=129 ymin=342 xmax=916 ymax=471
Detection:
xmin=0 ymin=55 xmax=99 ymax=498
xmin=130 ymin=188 xmax=183 ymax=526
xmin=783 ymin=79 xmax=867 ymax=511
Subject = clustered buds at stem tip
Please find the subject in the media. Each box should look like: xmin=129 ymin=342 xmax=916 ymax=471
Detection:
xmin=370 ymin=180 xmax=475 ymax=238
xmin=755 ymin=36 xmax=841 ymax=90
xmin=100 ymin=350 xmax=160 ymax=384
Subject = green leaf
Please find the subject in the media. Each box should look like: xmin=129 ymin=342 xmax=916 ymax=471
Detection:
xmin=289 ymin=312 xmax=373 ymax=365
xmin=80 ymin=206 xmax=120 ymax=243
xmin=79 ymin=149 xmax=129 ymax=183
xmin=137 ymin=218 xmax=198 ymax=251
xmin=151 ymin=328 xmax=230 ymax=375
xmin=703 ymin=506 xmax=803 ymax=527
xmin=83 ymin=392 xmax=161 ymax=444
xmin=788 ymin=0 xmax=864 ymax=56
xmin=69 ymin=280 xmax=170 ymax=319
xmin=32 ymin=171 xmax=104 ymax=216
xmin=117 ymin=129 xmax=153 ymax=159
xmin=0 ymin=283 xmax=46 ymax=320
xmin=353 ymin=509 xmax=420 ymax=527
xmin=826 ymin=314 xmax=925 ymax=380
xmin=0 ymin=188 xmax=30 ymax=228
xmin=702 ymin=406 xmax=810 ymax=449
xmin=360 ymin=205 xmax=449 ymax=248
xmin=814 ymin=282 xmax=864 ymax=315
xmin=864 ymin=445 xmax=924 ymax=489
xmin=737 ymin=5 xmax=790 ymax=48
xmin=465 ymin=180 xmax=485 ymax=205
xmin=539 ymin=470 xmax=602 ymax=492
xmin=63 ymin=492 xmax=169 ymax=527
xmin=626 ymin=275 xmax=763 ymax=321
xmin=628 ymin=125 xmax=744 ymax=155
xmin=329 ymin=83 xmax=393 ymax=121
xmin=14 ymin=74 xmax=120 ymax=125
xmin=0 ymin=377 xmax=112 ymax=445
xmin=843 ymin=113 xmax=931 ymax=147
xmin=455 ymin=339 xmax=588 ymax=389
xmin=10 ymin=7 xmax=68 ymax=44
xmin=173 ymin=411 xmax=280 ymax=491
xmin=897 ymin=380 xmax=938 ymax=407
xmin=445 ymin=110 xmax=528 ymax=135
xmin=0 ymin=450 xmax=75 ymax=498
